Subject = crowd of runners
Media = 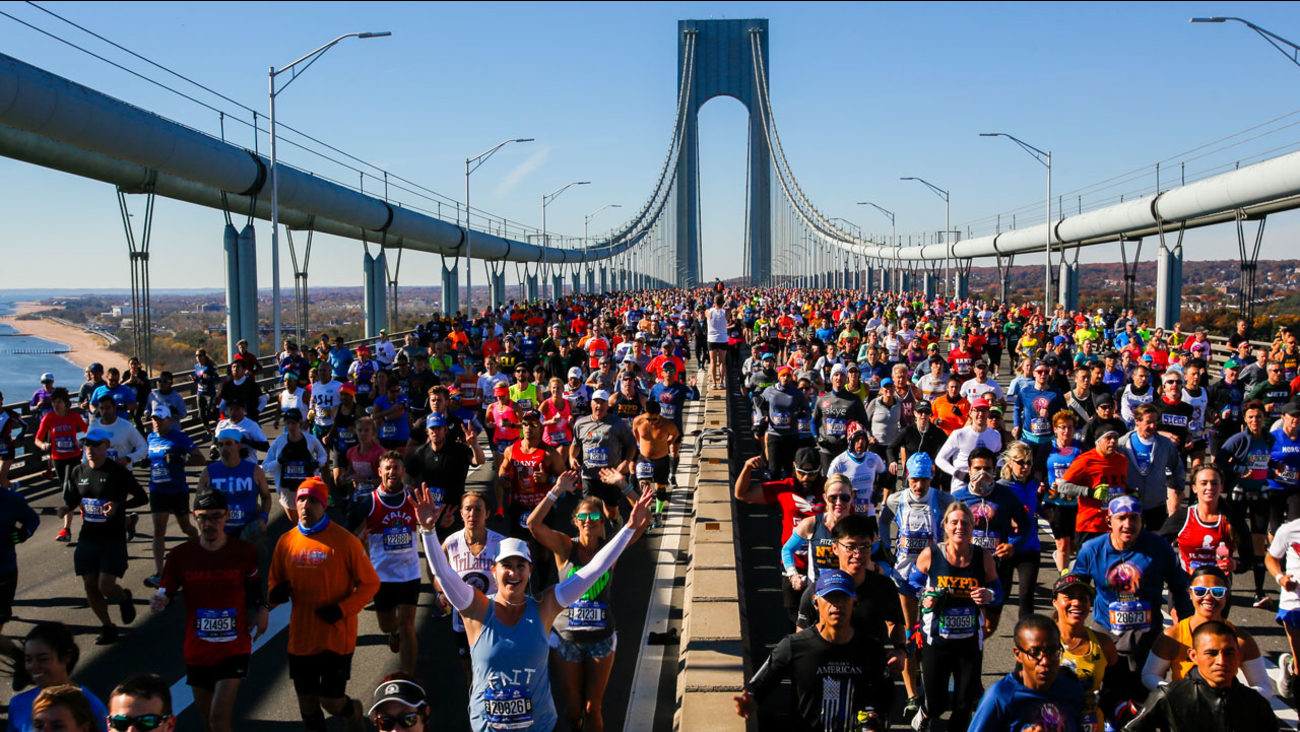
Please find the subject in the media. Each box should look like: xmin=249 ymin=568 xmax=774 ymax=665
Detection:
xmin=0 ymin=281 xmax=1299 ymax=731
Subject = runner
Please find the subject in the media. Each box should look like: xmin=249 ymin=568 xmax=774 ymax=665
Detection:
xmin=403 ymin=412 xmax=484 ymax=539
xmin=781 ymin=474 xmax=856 ymax=583
xmin=61 ymin=429 xmax=147 ymax=644
xmin=539 ymin=377 xmax=574 ymax=461
xmin=372 ymin=381 xmax=410 ymax=452
xmin=439 ymin=492 xmax=505 ymax=680
xmin=0 ymin=475 xmax=37 ymax=659
xmin=268 ymin=477 xmax=379 ymax=732
xmin=88 ymin=395 xmax=147 ymax=469
xmin=107 ymin=674 xmax=177 ymax=732
xmin=1053 ymin=573 xmax=1116 ymax=732
xmin=346 ymin=451 xmax=422 ymax=674
xmin=647 ymin=361 xmax=696 ymax=487
xmin=967 ymin=615 xmax=1087 ymax=732
xmin=262 ymin=408 xmax=329 ymax=525
xmin=1217 ymin=400 xmax=1275 ymax=607
xmin=415 ymin=482 xmax=653 ymax=732
xmin=630 ymin=401 xmax=679 ymax=523
xmin=7 ymin=622 xmax=108 ymax=732
xmin=811 ymin=364 xmax=869 ymax=475
xmin=143 ymin=404 xmax=204 ymax=589
xmin=34 ymin=388 xmax=87 ymax=543
xmin=571 ymin=390 xmax=637 ymax=520
xmin=150 ymin=490 xmax=266 ymax=732
xmin=196 ymin=429 xmax=272 ymax=542
xmin=827 ymin=422 xmax=885 ymax=516
xmin=935 ymin=396 xmax=1003 ymax=492
xmin=499 ymin=412 xmax=566 ymax=554
xmin=755 ymin=365 xmax=811 ymax=480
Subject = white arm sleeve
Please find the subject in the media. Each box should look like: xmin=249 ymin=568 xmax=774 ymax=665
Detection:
xmin=1141 ymin=651 xmax=1171 ymax=691
xmin=553 ymin=525 xmax=637 ymax=608
xmin=421 ymin=531 xmax=475 ymax=612
xmin=1241 ymin=656 xmax=1273 ymax=698
xmin=125 ymin=426 xmax=149 ymax=462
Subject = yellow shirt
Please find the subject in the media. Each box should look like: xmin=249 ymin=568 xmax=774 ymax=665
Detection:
xmin=1060 ymin=627 xmax=1107 ymax=732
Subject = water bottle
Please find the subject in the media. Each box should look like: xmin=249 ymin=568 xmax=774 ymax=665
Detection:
xmin=1216 ymin=542 xmax=1231 ymax=571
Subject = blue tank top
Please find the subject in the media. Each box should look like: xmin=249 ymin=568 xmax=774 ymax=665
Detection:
xmin=1045 ymin=445 xmax=1082 ymax=506
xmin=469 ymin=597 xmax=557 ymax=732
xmin=1270 ymin=427 xmax=1300 ymax=491
xmin=207 ymin=459 xmax=259 ymax=529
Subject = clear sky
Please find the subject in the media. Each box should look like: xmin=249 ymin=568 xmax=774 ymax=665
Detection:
xmin=2 ymin=1 xmax=1300 ymax=291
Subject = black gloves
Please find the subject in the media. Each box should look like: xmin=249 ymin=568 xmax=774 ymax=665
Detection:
xmin=315 ymin=603 xmax=344 ymax=624
xmin=268 ymin=582 xmax=292 ymax=605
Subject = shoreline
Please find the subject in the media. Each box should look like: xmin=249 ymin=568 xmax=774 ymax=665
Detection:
xmin=0 ymin=302 xmax=128 ymax=373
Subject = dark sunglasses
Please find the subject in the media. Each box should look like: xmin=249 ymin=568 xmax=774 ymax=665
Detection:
xmin=373 ymin=712 xmax=422 ymax=731
xmin=108 ymin=715 xmax=172 ymax=732
xmin=826 ymin=494 xmax=853 ymax=503
xmin=1191 ymin=586 xmax=1228 ymax=599
xmin=575 ymin=511 xmax=604 ymax=522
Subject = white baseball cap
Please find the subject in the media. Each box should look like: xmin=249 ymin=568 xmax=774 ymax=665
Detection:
xmin=568 ymin=367 xmax=583 ymax=379
xmin=496 ymin=537 xmax=533 ymax=564
xmin=150 ymin=404 xmax=171 ymax=419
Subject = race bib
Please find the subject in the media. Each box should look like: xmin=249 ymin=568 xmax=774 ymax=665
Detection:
xmin=635 ymin=461 xmax=654 ymax=480
xmin=770 ymin=411 xmax=791 ymax=429
xmin=1108 ymin=599 xmax=1152 ymax=632
xmin=380 ymin=421 xmax=398 ymax=439
xmin=972 ymin=529 xmax=999 ymax=550
xmin=284 ymin=462 xmax=310 ymax=480
xmin=55 ymin=435 xmax=75 ymax=453
xmin=798 ymin=418 xmax=813 ymax=435
xmin=1030 ymin=417 xmax=1050 ymax=436
xmin=105 ymin=448 xmax=119 ymax=460
xmin=585 ymin=446 xmax=610 ymax=468
xmin=938 ymin=605 xmax=978 ymax=639
xmin=229 ymin=504 xmax=247 ymax=525
xmin=335 ymin=428 xmax=353 ymax=444
xmin=568 ymin=599 xmax=607 ymax=630
xmin=1279 ymin=465 xmax=1299 ymax=483
xmin=661 ymin=404 xmax=676 ymax=420
xmin=899 ymin=532 xmax=929 ymax=555
xmin=82 ymin=498 xmax=107 ymax=523
xmin=357 ymin=382 xmax=371 ymax=395
xmin=427 ymin=486 xmax=446 ymax=507
xmin=825 ymin=418 xmax=847 ymax=436
xmin=1249 ymin=453 xmax=1270 ymax=470
xmin=516 ymin=399 xmax=533 ymax=412
xmin=382 ymin=526 xmax=414 ymax=553
xmin=150 ymin=461 xmax=170 ymax=482
xmin=484 ymin=686 xmax=534 ymax=730
xmin=195 ymin=608 xmax=238 ymax=642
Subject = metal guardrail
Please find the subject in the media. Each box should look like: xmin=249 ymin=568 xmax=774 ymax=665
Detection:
xmin=1 ymin=328 xmax=415 ymax=482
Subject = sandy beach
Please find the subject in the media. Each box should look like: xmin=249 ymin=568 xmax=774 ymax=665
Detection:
xmin=0 ymin=302 xmax=128 ymax=373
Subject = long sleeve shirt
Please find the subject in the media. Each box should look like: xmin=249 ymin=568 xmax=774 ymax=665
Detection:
xmin=1013 ymin=384 xmax=1066 ymax=444
xmin=269 ymin=520 xmax=380 ymax=656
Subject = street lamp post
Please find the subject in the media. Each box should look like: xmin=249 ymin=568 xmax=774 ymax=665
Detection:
xmin=585 ymin=204 xmax=623 ymax=247
xmin=1191 ymin=17 xmax=1300 ymax=68
xmin=465 ymin=138 xmax=534 ymax=314
xmin=270 ymin=31 xmax=389 ymax=349
xmin=900 ymin=177 xmax=950 ymax=297
xmin=980 ymin=133 xmax=1052 ymax=315
xmin=542 ymin=181 xmax=589 ymax=291
xmin=858 ymin=202 xmax=897 ymax=293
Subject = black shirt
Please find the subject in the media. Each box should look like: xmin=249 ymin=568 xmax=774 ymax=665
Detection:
xmin=403 ymin=440 xmax=476 ymax=509
xmin=746 ymin=626 xmax=892 ymax=732
xmin=796 ymin=568 xmax=903 ymax=649
xmin=64 ymin=460 xmax=148 ymax=543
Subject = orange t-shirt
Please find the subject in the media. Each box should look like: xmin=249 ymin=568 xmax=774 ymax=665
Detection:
xmin=1062 ymin=449 xmax=1130 ymax=533
xmin=270 ymin=521 xmax=380 ymax=656
xmin=931 ymin=395 xmax=970 ymax=435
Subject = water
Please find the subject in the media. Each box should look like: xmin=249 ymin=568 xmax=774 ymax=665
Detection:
xmin=0 ymin=297 xmax=92 ymax=405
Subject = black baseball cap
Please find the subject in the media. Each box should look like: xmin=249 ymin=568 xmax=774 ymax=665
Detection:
xmin=794 ymin=447 xmax=820 ymax=472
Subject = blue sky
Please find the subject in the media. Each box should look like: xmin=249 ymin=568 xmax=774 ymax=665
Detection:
xmin=2 ymin=1 xmax=1300 ymax=290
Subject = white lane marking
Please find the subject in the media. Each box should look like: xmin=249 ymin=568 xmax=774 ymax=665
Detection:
xmin=624 ymin=400 xmax=704 ymax=732
xmin=168 ymin=603 xmax=293 ymax=716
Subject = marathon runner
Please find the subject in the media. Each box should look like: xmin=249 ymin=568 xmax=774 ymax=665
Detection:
xmin=196 ymin=429 xmax=272 ymax=542
xmin=263 ymin=408 xmax=330 ymax=525
xmin=143 ymin=404 xmax=204 ymax=589
xmin=438 ymin=491 xmax=504 ymax=679
xmin=35 ymin=388 xmax=87 ymax=543
xmin=968 ymin=614 xmax=1086 ymax=732
xmin=571 ymin=390 xmax=637 ymax=520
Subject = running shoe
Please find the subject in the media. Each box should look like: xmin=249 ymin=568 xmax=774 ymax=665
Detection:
xmin=911 ymin=711 xmax=929 ymax=732
xmin=126 ymin=514 xmax=138 ymax=542
xmin=55 ymin=528 xmax=69 ymax=543
xmin=119 ymin=589 xmax=136 ymax=625
xmin=94 ymin=625 xmax=119 ymax=646
xmin=1280 ymin=653 xmax=1295 ymax=700
xmin=903 ymin=697 xmax=921 ymax=723
xmin=1253 ymin=592 xmax=1274 ymax=609
xmin=143 ymin=575 xmax=162 ymax=589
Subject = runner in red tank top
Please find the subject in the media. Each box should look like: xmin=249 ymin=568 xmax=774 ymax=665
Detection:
xmin=497 ymin=412 xmax=566 ymax=544
xmin=1160 ymin=465 xmax=1238 ymax=574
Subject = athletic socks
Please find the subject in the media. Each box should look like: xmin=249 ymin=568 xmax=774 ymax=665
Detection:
xmin=1255 ymin=559 xmax=1267 ymax=594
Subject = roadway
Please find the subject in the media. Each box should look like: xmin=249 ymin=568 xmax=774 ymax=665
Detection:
xmin=0 ymin=399 xmax=705 ymax=731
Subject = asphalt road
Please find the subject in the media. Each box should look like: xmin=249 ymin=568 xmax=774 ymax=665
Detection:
xmin=0 ymin=405 xmax=702 ymax=732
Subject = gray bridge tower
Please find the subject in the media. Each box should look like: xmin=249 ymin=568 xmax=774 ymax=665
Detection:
xmin=675 ymin=19 xmax=772 ymax=287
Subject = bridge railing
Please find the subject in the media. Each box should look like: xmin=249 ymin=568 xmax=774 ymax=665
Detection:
xmin=1 ymin=329 xmax=415 ymax=484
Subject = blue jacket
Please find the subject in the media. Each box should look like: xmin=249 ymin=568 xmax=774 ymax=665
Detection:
xmin=951 ymin=482 xmax=1033 ymax=555
xmin=968 ymin=671 xmax=1085 ymax=732
xmin=1072 ymin=530 xmax=1192 ymax=633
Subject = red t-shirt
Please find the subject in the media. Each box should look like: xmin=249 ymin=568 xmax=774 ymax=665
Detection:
xmin=161 ymin=538 xmax=260 ymax=666
xmin=761 ymin=479 xmax=825 ymax=571
xmin=1061 ymin=449 xmax=1129 ymax=533
xmin=36 ymin=412 xmax=87 ymax=460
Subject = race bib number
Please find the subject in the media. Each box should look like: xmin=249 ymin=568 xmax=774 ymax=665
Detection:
xmin=380 ymin=421 xmax=398 ymax=439
xmin=585 ymin=446 xmax=610 ymax=468
xmin=938 ymin=605 xmax=978 ymax=639
xmin=336 ymin=428 xmax=353 ymax=444
xmin=1249 ymin=453 xmax=1270 ymax=470
xmin=228 ymin=504 xmax=247 ymax=525
xmin=427 ymin=487 xmax=445 ymax=507
xmin=1108 ymin=599 xmax=1152 ymax=632
xmin=150 ymin=461 xmax=170 ymax=482
xmin=798 ymin=418 xmax=813 ymax=435
xmin=516 ymin=399 xmax=533 ymax=413
xmin=900 ymin=532 xmax=929 ymax=555
xmin=284 ymin=462 xmax=310 ymax=480
xmin=1279 ymin=465 xmax=1299 ymax=483
xmin=82 ymin=498 xmax=107 ymax=523
xmin=661 ymin=403 xmax=676 ymax=420
xmin=568 ymin=599 xmax=607 ymax=630
xmin=382 ymin=526 xmax=414 ymax=553
xmin=195 ymin=608 xmax=238 ymax=642
xmin=770 ymin=411 xmax=791 ymax=429
xmin=825 ymin=418 xmax=847 ymax=436
xmin=1030 ymin=417 xmax=1050 ymax=436
xmin=357 ymin=382 xmax=371 ymax=395
xmin=55 ymin=435 xmax=75 ymax=453
xmin=635 ymin=461 xmax=654 ymax=480
xmin=105 ymin=448 xmax=119 ymax=460
xmin=484 ymin=687 xmax=534 ymax=730
xmin=972 ymin=529 xmax=999 ymax=550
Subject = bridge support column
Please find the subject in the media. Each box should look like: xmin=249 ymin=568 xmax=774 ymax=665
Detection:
xmin=953 ymin=270 xmax=969 ymax=301
xmin=223 ymin=224 xmax=242 ymax=362
xmin=525 ymin=274 xmax=539 ymax=302
xmin=373 ymin=251 xmax=390 ymax=331
xmin=925 ymin=273 xmax=938 ymax=300
xmin=620 ymin=270 xmax=628 ymax=291
xmin=552 ymin=274 xmax=563 ymax=302
xmin=237 ymin=224 xmax=258 ymax=351
xmin=843 ymin=268 xmax=851 ymax=291
xmin=364 ymin=252 xmax=377 ymax=338
xmin=586 ymin=269 xmax=596 ymax=294
xmin=600 ymin=267 xmax=608 ymax=294
xmin=572 ymin=271 xmax=581 ymax=296
xmin=439 ymin=261 xmax=459 ymax=317
xmin=861 ymin=266 xmax=872 ymax=292
xmin=489 ymin=271 xmax=507 ymax=310
xmin=1058 ymin=258 xmax=1079 ymax=312
xmin=1155 ymin=233 xmax=1184 ymax=330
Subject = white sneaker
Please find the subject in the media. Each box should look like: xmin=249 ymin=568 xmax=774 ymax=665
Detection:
xmin=1280 ymin=653 xmax=1295 ymax=700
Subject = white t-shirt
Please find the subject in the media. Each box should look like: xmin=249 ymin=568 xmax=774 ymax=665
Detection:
xmin=706 ymin=308 xmax=729 ymax=344
xmin=960 ymin=377 xmax=1005 ymax=405
xmin=310 ymin=380 xmax=342 ymax=427
xmin=443 ymin=529 xmax=505 ymax=632
xmin=1269 ymin=519 xmax=1300 ymax=613
xmin=826 ymin=451 xmax=884 ymax=517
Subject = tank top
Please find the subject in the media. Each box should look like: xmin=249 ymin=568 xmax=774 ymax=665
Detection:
xmin=489 ymin=403 xmax=521 ymax=443
xmin=332 ymin=407 xmax=359 ymax=453
xmin=540 ymin=398 xmax=572 ymax=445
xmin=921 ymin=544 xmax=986 ymax=647
xmin=458 ymin=371 xmax=482 ymax=409
xmin=444 ymin=529 xmax=504 ymax=633
xmin=1060 ymin=627 xmax=1107 ymax=732
xmin=278 ymin=436 xmax=316 ymax=490
xmin=1183 ymin=387 xmax=1208 ymax=441
xmin=1045 ymin=444 xmax=1082 ymax=506
xmin=1171 ymin=617 xmax=1237 ymax=681
xmin=1175 ymin=508 xmax=1228 ymax=572
xmin=507 ymin=445 xmax=553 ymax=523
xmin=509 ymin=384 xmax=540 ymax=414
xmin=206 ymin=460 xmax=259 ymax=529
xmin=353 ymin=361 xmax=378 ymax=397
xmin=893 ymin=490 xmax=943 ymax=575
xmin=555 ymin=546 xmax=616 ymax=642
xmin=612 ymin=392 xmax=643 ymax=420
xmin=806 ymin=518 xmax=838 ymax=580
xmin=364 ymin=489 xmax=421 ymax=583
xmin=468 ymin=598 xmax=557 ymax=732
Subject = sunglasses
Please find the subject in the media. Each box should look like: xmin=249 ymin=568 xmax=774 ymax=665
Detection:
xmin=1011 ymin=459 xmax=1033 ymax=467
xmin=826 ymin=494 xmax=853 ymax=503
xmin=373 ymin=712 xmax=423 ymax=731
xmin=795 ymin=466 xmax=819 ymax=475
xmin=195 ymin=512 xmax=225 ymax=523
xmin=575 ymin=512 xmax=604 ymax=522
xmin=108 ymin=715 xmax=172 ymax=732
xmin=1191 ymin=586 xmax=1228 ymax=600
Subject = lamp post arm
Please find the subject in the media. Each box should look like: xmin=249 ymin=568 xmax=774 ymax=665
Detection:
xmin=1192 ymin=17 xmax=1300 ymax=68
xmin=273 ymin=32 xmax=391 ymax=95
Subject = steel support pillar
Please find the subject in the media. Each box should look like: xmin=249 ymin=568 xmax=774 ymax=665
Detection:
xmin=373 ymin=251 xmax=390 ymax=331
xmin=1058 ymin=257 xmax=1079 ymax=312
xmin=551 ymin=275 xmax=563 ymax=302
xmin=571 ymin=271 xmax=581 ymax=296
xmin=489 ymin=271 xmax=507 ymax=310
xmin=925 ymin=273 xmax=938 ymax=300
xmin=1155 ymin=228 xmax=1184 ymax=331
xmin=236 ymin=224 xmax=258 ymax=351
xmin=526 ymin=274 xmax=539 ymax=302
xmin=586 ymin=269 xmax=596 ymax=294
xmin=223 ymin=224 xmax=242 ymax=362
xmin=953 ymin=269 xmax=970 ymax=302
xmin=440 ymin=262 xmax=459 ymax=317
xmin=364 ymin=252 xmax=377 ymax=338
xmin=600 ymin=267 xmax=608 ymax=294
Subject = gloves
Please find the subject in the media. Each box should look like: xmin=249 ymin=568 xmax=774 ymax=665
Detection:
xmin=1092 ymin=484 xmax=1111 ymax=502
xmin=10 ymin=530 xmax=27 ymax=545
xmin=315 ymin=603 xmax=344 ymax=624
xmin=268 ymin=582 xmax=292 ymax=606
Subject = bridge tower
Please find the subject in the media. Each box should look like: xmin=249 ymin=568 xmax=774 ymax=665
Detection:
xmin=675 ymin=19 xmax=772 ymax=288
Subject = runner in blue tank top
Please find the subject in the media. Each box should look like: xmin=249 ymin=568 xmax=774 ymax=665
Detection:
xmin=197 ymin=428 xmax=272 ymax=541
xmin=414 ymin=475 xmax=654 ymax=732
